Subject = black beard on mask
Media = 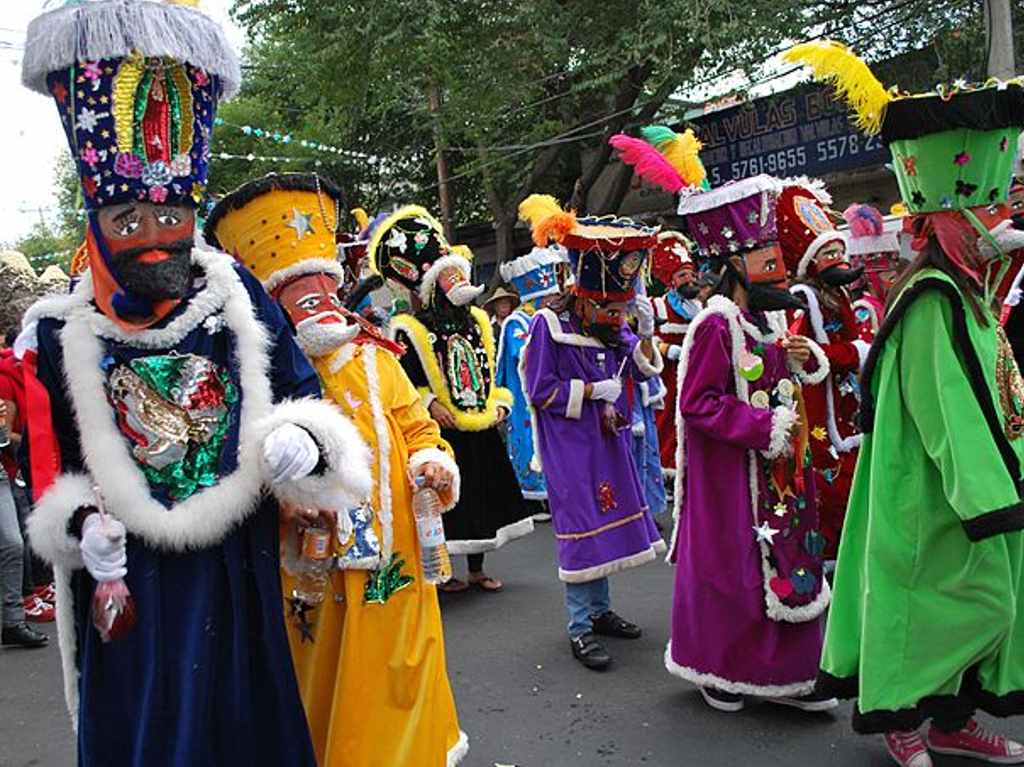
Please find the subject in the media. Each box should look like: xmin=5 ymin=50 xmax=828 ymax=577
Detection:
xmin=676 ymin=285 xmax=700 ymax=300
xmin=587 ymin=321 xmax=624 ymax=348
xmin=112 ymin=239 xmax=195 ymax=300
xmin=818 ymin=264 xmax=864 ymax=288
xmin=747 ymin=282 xmax=807 ymax=312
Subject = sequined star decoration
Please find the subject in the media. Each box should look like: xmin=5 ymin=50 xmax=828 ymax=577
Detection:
xmin=364 ymin=553 xmax=415 ymax=605
xmin=288 ymin=208 xmax=315 ymax=240
xmin=753 ymin=521 xmax=780 ymax=544
xmin=288 ymin=596 xmax=317 ymax=643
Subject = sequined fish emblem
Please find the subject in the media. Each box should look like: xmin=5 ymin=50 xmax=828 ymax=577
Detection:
xmin=105 ymin=353 xmax=238 ymax=500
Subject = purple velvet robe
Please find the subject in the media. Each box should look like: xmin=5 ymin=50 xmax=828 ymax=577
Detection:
xmin=667 ymin=304 xmax=827 ymax=696
xmin=524 ymin=309 xmax=666 ymax=582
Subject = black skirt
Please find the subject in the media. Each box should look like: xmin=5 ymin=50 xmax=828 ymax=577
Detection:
xmin=441 ymin=426 xmax=534 ymax=555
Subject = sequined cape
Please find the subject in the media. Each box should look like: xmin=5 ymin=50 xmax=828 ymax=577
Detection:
xmin=820 ymin=268 xmax=1024 ymax=733
xmin=495 ymin=308 xmax=547 ymax=501
xmin=282 ymin=342 xmax=467 ymax=766
xmin=31 ymin=259 xmax=319 ymax=766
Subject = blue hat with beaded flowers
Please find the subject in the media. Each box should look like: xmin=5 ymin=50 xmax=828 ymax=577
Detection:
xmin=22 ymin=0 xmax=240 ymax=210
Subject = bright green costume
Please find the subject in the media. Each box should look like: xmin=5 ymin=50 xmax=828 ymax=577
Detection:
xmin=822 ymin=268 xmax=1024 ymax=732
xmin=784 ymin=41 xmax=1024 ymax=734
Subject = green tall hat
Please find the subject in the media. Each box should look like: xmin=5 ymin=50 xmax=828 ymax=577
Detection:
xmin=784 ymin=42 xmax=1024 ymax=214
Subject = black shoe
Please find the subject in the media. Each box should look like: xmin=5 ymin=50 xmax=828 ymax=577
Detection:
xmin=2 ymin=623 xmax=48 ymax=648
xmin=764 ymin=688 xmax=839 ymax=712
xmin=570 ymin=633 xmax=611 ymax=670
xmin=591 ymin=610 xmax=642 ymax=639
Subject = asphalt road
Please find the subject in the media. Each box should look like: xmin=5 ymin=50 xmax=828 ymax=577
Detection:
xmin=1 ymin=518 xmax=1018 ymax=766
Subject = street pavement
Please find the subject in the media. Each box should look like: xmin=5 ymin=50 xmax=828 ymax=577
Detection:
xmin=1 ymin=518 xmax=1018 ymax=766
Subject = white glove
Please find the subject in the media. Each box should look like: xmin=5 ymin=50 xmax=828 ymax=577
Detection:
xmin=263 ymin=423 xmax=320 ymax=485
xmin=80 ymin=513 xmax=128 ymax=583
xmin=666 ymin=344 xmax=683 ymax=362
xmin=635 ymin=296 xmax=655 ymax=339
xmin=589 ymin=378 xmax=623 ymax=403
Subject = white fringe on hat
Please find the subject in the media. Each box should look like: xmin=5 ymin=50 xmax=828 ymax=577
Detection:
xmin=22 ymin=0 xmax=241 ymax=97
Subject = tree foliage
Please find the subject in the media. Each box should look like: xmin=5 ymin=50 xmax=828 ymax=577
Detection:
xmin=216 ymin=0 xmax=996 ymax=264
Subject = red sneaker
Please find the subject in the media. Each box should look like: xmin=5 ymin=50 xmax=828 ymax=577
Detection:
xmin=33 ymin=583 xmax=57 ymax=605
xmin=928 ymin=719 xmax=1024 ymax=764
xmin=23 ymin=595 xmax=55 ymax=623
xmin=884 ymin=730 xmax=933 ymax=767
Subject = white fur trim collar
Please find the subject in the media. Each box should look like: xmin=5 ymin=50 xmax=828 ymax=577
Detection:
xmin=58 ymin=257 xmax=370 ymax=551
xmin=534 ymin=307 xmax=604 ymax=348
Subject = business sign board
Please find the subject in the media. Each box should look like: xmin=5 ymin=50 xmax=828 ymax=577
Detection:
xmin=690 ymin=85 xmax=889 ymax=186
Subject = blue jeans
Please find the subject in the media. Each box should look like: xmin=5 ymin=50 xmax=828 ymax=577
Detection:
xmin=0 ymin=477 xmax=24 ymax=627
xmin=565 ymin=577 xmax=610 ymax=639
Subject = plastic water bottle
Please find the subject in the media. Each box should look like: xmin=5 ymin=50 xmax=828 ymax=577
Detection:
xmin=413 ymin=477 xmax=452 ymax=584
xmin=293 ymin=517 xmax=333 ymax=605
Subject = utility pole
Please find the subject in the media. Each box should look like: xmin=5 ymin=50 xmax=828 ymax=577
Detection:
xmin=427 ymin=83 xmax=455 ymax=242
xmin=986 ymin=0 xmax=1017 ymax=79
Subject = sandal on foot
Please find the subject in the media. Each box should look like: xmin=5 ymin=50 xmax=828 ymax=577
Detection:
xmin=468 ymin=575 xmax=504 ymax=592
xmin=438 ymin=578 xmax=470 ymax=593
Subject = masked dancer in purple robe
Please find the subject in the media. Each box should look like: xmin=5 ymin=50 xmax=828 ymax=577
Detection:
xmin=518 ymin=195 xmax=666 ymax=671
xmin=667 ymin=175 xmax=839 ymax=714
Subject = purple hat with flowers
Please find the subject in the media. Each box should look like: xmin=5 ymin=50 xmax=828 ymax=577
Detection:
xmin=22 ymin=0 xmax=240 ymax=211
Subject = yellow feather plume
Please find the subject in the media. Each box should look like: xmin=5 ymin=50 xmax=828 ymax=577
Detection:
xmin=644 ymin=127 xmax=706 ymax=188
xmin=783 ymin=41 xmax=892 ymax=135
xmin=350 ymin=207 xmax=370 ymax=232
xmin=450 ymin=244 xmax=475 ymax=262
xmin=518 ymin=194 xmax=578 ymax=247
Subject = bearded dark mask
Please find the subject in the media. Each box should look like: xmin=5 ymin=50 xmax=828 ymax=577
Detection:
xmin=587 ymin=321 xmax=624 ymax=348
xmin=748 ymin=282 xmax=807 ymax=313
xmin=818 ymin=264 xmax=864 ymax=288
xmin=676 ymin=285 xmax=701 ymax=300
xmin=112 ymin=239 xmax=195 ymax=300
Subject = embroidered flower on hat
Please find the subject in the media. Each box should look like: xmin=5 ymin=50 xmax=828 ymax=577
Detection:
xmin=955 ymin=180 xmax=978 ymax=197
xmin=114 ymin=152 xmax=144 ymax=179
xmin=77 ymin=107 xmax=101 ymax=133
xmin=953 ymin=151 xmax=972 ymax=166
xmin=148 ymin=185 xmax=169 ymax=203
xmin=169 ymin=154 xmax=192 ymax=177
xmin=142 ymin=161 xmax=173 ymax=188
xmin=911 ymin=191 xmax=926 ymax=207
xmin=81 ymin=145 xmax=100 ymax=168
xmin=902 ymin=156 xmax=918 ymax=176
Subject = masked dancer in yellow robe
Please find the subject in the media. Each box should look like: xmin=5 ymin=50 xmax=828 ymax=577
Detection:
xmin=208 ymin=173 xmax=467 ymax=767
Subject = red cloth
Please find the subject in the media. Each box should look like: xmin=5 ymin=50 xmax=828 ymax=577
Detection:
xmin=788 ymin=294 xmax=862 ymax=558
xmin=652 ymin=295 xmax=690 ymax=471
xmin=0 ymin=349 xmax=25 ymax=481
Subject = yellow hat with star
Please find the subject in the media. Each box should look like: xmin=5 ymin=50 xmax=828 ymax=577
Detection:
xmin=206 ymin=173 xmax=346 ymax=293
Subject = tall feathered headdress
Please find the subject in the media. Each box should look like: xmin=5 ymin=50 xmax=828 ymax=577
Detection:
xmin=609 ymin=126 xmax=708 ymax=194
